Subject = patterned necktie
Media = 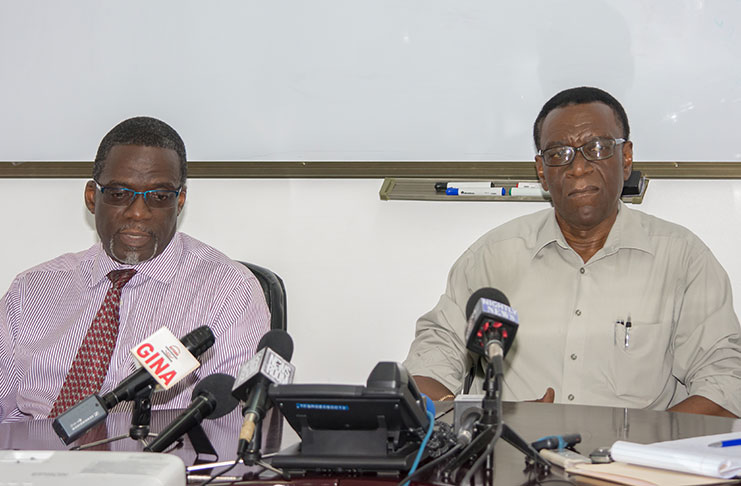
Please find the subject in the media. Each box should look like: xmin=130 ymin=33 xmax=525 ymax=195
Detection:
xmin=49 ymin=268 xmax=137 ymax=418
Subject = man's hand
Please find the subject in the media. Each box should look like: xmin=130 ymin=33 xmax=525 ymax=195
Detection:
xmin=531 ymin=387 xmax=555 ymax=403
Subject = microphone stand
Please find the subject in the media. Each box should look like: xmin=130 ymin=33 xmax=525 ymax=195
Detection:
xmin=240 ymin=420 xmax=287 ymax=479
xmin=74 ymin=385 xmax=164 ymax=450
xmin=129 ymin=384 xmax=154 ymax=442
xmin=479 ymin=361 xmax=550 ymax=482
xmin=438 ymin=360 xmax=550 ymax=484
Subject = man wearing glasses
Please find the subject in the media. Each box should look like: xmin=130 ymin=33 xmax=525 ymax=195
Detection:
xmin=405 ymin=86 xmax=741 ymax=417
xmin=0 ymin=117 xmax=270 ymax=421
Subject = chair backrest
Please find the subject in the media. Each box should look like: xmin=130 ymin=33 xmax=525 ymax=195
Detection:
xmin=239 ymin=262 xmax=287 ymax=331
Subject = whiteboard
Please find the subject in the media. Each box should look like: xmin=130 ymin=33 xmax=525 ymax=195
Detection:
xmin=1 ymin=0 xmax=740 ymax=162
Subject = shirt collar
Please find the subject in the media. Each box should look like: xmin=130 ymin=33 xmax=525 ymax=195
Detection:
xmin=532 ymin=209 xmax=568 ymax=258
xmin=602 ymin=202 xmax=654 ymax=256
xmin=531 ymin=202 xmax=654 ymax=260
xmin=87 ymin=232 xmax=184 ymax=287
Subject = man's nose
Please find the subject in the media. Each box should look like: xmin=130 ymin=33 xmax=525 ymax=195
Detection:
xmin=123 ymin=192 xmax=153 ymax=218
xmin=568 ymin=149 xmax=593 ymax=175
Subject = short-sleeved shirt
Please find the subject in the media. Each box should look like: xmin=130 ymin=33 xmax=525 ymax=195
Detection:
xmin=404 ymin=204 xmax=741 ymax=416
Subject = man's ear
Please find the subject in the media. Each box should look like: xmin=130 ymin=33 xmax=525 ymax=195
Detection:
xmin=535 ymin=155 xmax=549 ymax=192
xmin=622 ymin=141 xmax=634 ymax=181
xmin=176 ymin=186 xmax=187 ymax=216
xmin=84 ymin=181 xmax=97 ymax=214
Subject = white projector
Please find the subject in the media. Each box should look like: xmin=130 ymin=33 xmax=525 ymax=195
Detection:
xmin=0 ymin=450 xmax=185 ymax=486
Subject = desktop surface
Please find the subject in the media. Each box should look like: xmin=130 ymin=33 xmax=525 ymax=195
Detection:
xmin=1 ymin=401 xmax=739 ymax=485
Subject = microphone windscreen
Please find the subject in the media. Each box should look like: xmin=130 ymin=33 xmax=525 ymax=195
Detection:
xmin=256 ymin=329 xmax=294 ymax=361
xmin=192 ymin=373 xmax=240 ymax=419
xmin=179 ymin=325 xmax=216 ymax=356
xmin=465 ymin=288 xmax=510 ymax=319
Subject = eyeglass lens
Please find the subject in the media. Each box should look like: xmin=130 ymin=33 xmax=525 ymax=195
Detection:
xmin=543 ymin=138 xmax=619 ymax=166
xmin=99 ymin=186 xmax=179 ymax=208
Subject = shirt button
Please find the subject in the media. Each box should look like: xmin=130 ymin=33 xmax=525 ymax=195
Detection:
xmin=580 ymin=267 xmax=585 ymax=274
xmin=570 ymin=353 xmax=577 ymax=360
xmin=575 ymin=309 xmax=582 ymax=316
xmin=568 ymin=394 xmax=575 ymax=401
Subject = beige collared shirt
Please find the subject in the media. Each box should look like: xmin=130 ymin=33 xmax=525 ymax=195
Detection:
xmin=404 ymin=203 xmax=741 ymax=415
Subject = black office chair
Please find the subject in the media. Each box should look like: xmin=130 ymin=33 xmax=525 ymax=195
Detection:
xmin=239 ymin=261 xmax=287 ymax=331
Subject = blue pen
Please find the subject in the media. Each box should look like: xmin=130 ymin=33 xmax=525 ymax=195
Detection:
xmin=708 ymin=438 xmax=741 ymax=448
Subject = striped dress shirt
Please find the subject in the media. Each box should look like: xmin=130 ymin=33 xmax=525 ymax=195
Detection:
xmin=0 ymin=232 xmax=270 ymax=421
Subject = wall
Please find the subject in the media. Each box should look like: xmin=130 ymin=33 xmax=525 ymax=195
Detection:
xmin=2 ymin=0 xmax=741 ymax=384
xmin=3 ymin=178 xmax=741 ymax=385
xmin=1 ymin=1 xmax=740 ymax=162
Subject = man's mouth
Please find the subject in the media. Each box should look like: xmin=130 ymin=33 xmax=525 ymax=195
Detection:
xmin=117 ymin=230 xmax=153 ymax=247
xmin=568 ymin=186 xmax=599 ymax=198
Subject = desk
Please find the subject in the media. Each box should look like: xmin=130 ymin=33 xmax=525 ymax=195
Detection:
xmin=0 ymin=408 xmax=281 ymax=468
xmin=482 ymin=401 xmax=740 ymax=484
xmin=1 ymin=402 xmax=739 ymax=485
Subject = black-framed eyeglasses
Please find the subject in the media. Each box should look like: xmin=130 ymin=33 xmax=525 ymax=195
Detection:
xmin=538 ymin=137 xmax=626 ymax=167
xmin=95 ymin=182 xmax=182 ymax=208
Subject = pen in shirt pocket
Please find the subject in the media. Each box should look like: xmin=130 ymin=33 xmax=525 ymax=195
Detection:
xmin=614 ymin=315 xmax=632 ymax=349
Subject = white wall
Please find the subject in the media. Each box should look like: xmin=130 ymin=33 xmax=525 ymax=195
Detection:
xmin=3 ymin=178 xmax=741 ymax=385
xmin=1 ymin=1 xmax=740 ymax=162
xmin=2 ymin=0 xmax=741 ymax=384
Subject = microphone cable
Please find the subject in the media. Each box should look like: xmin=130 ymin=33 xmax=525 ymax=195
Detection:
xmin=196 ymin=458 xmax=239 ymax=486
xmin=459 ymin=366 xmax=504 ymax=485
xmin=401 ymin=408 xmax=435 ymax=486
xmin=396 ymin=442 xmax=464 ymax=486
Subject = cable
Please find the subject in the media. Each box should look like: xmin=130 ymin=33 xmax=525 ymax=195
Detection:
xmin=460 ymin=396 xmax=503 ymax=485
xmin=459 ymin=364 xmax=504 ymax=485
xmin=395 ymin=443 xmax=463 ymax=486
xmin=401 ymin=409 xmax=435 ymax=486
xmin=197 ymin=458 xmax=240 ymax=486
xmin=424 ymin=421 xmax=457 ymax=458
xmin=460 ymin=420 xmax=502 ymax=485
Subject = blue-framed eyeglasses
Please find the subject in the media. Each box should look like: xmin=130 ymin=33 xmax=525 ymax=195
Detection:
xmin=539 ymin=137 xmax=626 ymax=167
xmin=95 ymin=182 xmax=182 ymax=208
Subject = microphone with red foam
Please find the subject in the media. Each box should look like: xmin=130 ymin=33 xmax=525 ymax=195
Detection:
xmin=464 ymin=288 xmax=519 ymax=374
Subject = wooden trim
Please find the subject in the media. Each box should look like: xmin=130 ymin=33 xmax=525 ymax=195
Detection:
xmin=1 ymin=161 xmax=741 ymax=179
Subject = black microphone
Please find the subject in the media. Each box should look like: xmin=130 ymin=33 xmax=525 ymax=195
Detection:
xmin=464 ymin=288 xmax=519 ymax=374
xmin=143 ymin=373 xmax=239 ymax=453
xmin=232 ymin=329 xmax=295 ymax=454
xmin=52 ymin=325 xmax=215 ymax=445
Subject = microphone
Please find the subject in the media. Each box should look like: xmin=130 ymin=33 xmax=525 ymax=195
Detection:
xmin=232 ymin=329 xmax=295 ymax=453
xmin=52 ymin=326 xmax=215 ymax=445
xmin=464 ymin=288 xmax=519 ymax=374
xmin=531 ymin=433 xmax=582 ymax=451
xmin=143 ymin=373 xmax=239 ymax=453
xmin=457 ymin=406 xmax=483 ymax=446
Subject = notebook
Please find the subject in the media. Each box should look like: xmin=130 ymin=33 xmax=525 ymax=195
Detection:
xmin=609 ymin=432 xmax=741 ymax=479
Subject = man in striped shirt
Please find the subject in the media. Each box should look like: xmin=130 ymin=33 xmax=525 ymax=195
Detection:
xmin=0 ymin=117 xmax=270 ymax=421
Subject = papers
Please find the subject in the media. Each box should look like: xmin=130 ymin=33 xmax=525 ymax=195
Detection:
xmin=566 ymin=462 xmax=737 ymax=486
xmin=610 ymin=432 xmax=741 ymax=479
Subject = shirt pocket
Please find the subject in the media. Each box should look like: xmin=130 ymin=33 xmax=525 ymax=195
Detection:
xmin=608 ymin=319 xmax=673 ymax=405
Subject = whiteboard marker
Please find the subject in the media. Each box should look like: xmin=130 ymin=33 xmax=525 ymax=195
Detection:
xmin=446 ymin=187 xmax=506 ymax=196
xmin=516 ymin=182 xmax=542 ymax=189
xmin=436 ymin=181 xmax=494 ymax=192
xmin=510 ymin=187 xmax=549 ymax=197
